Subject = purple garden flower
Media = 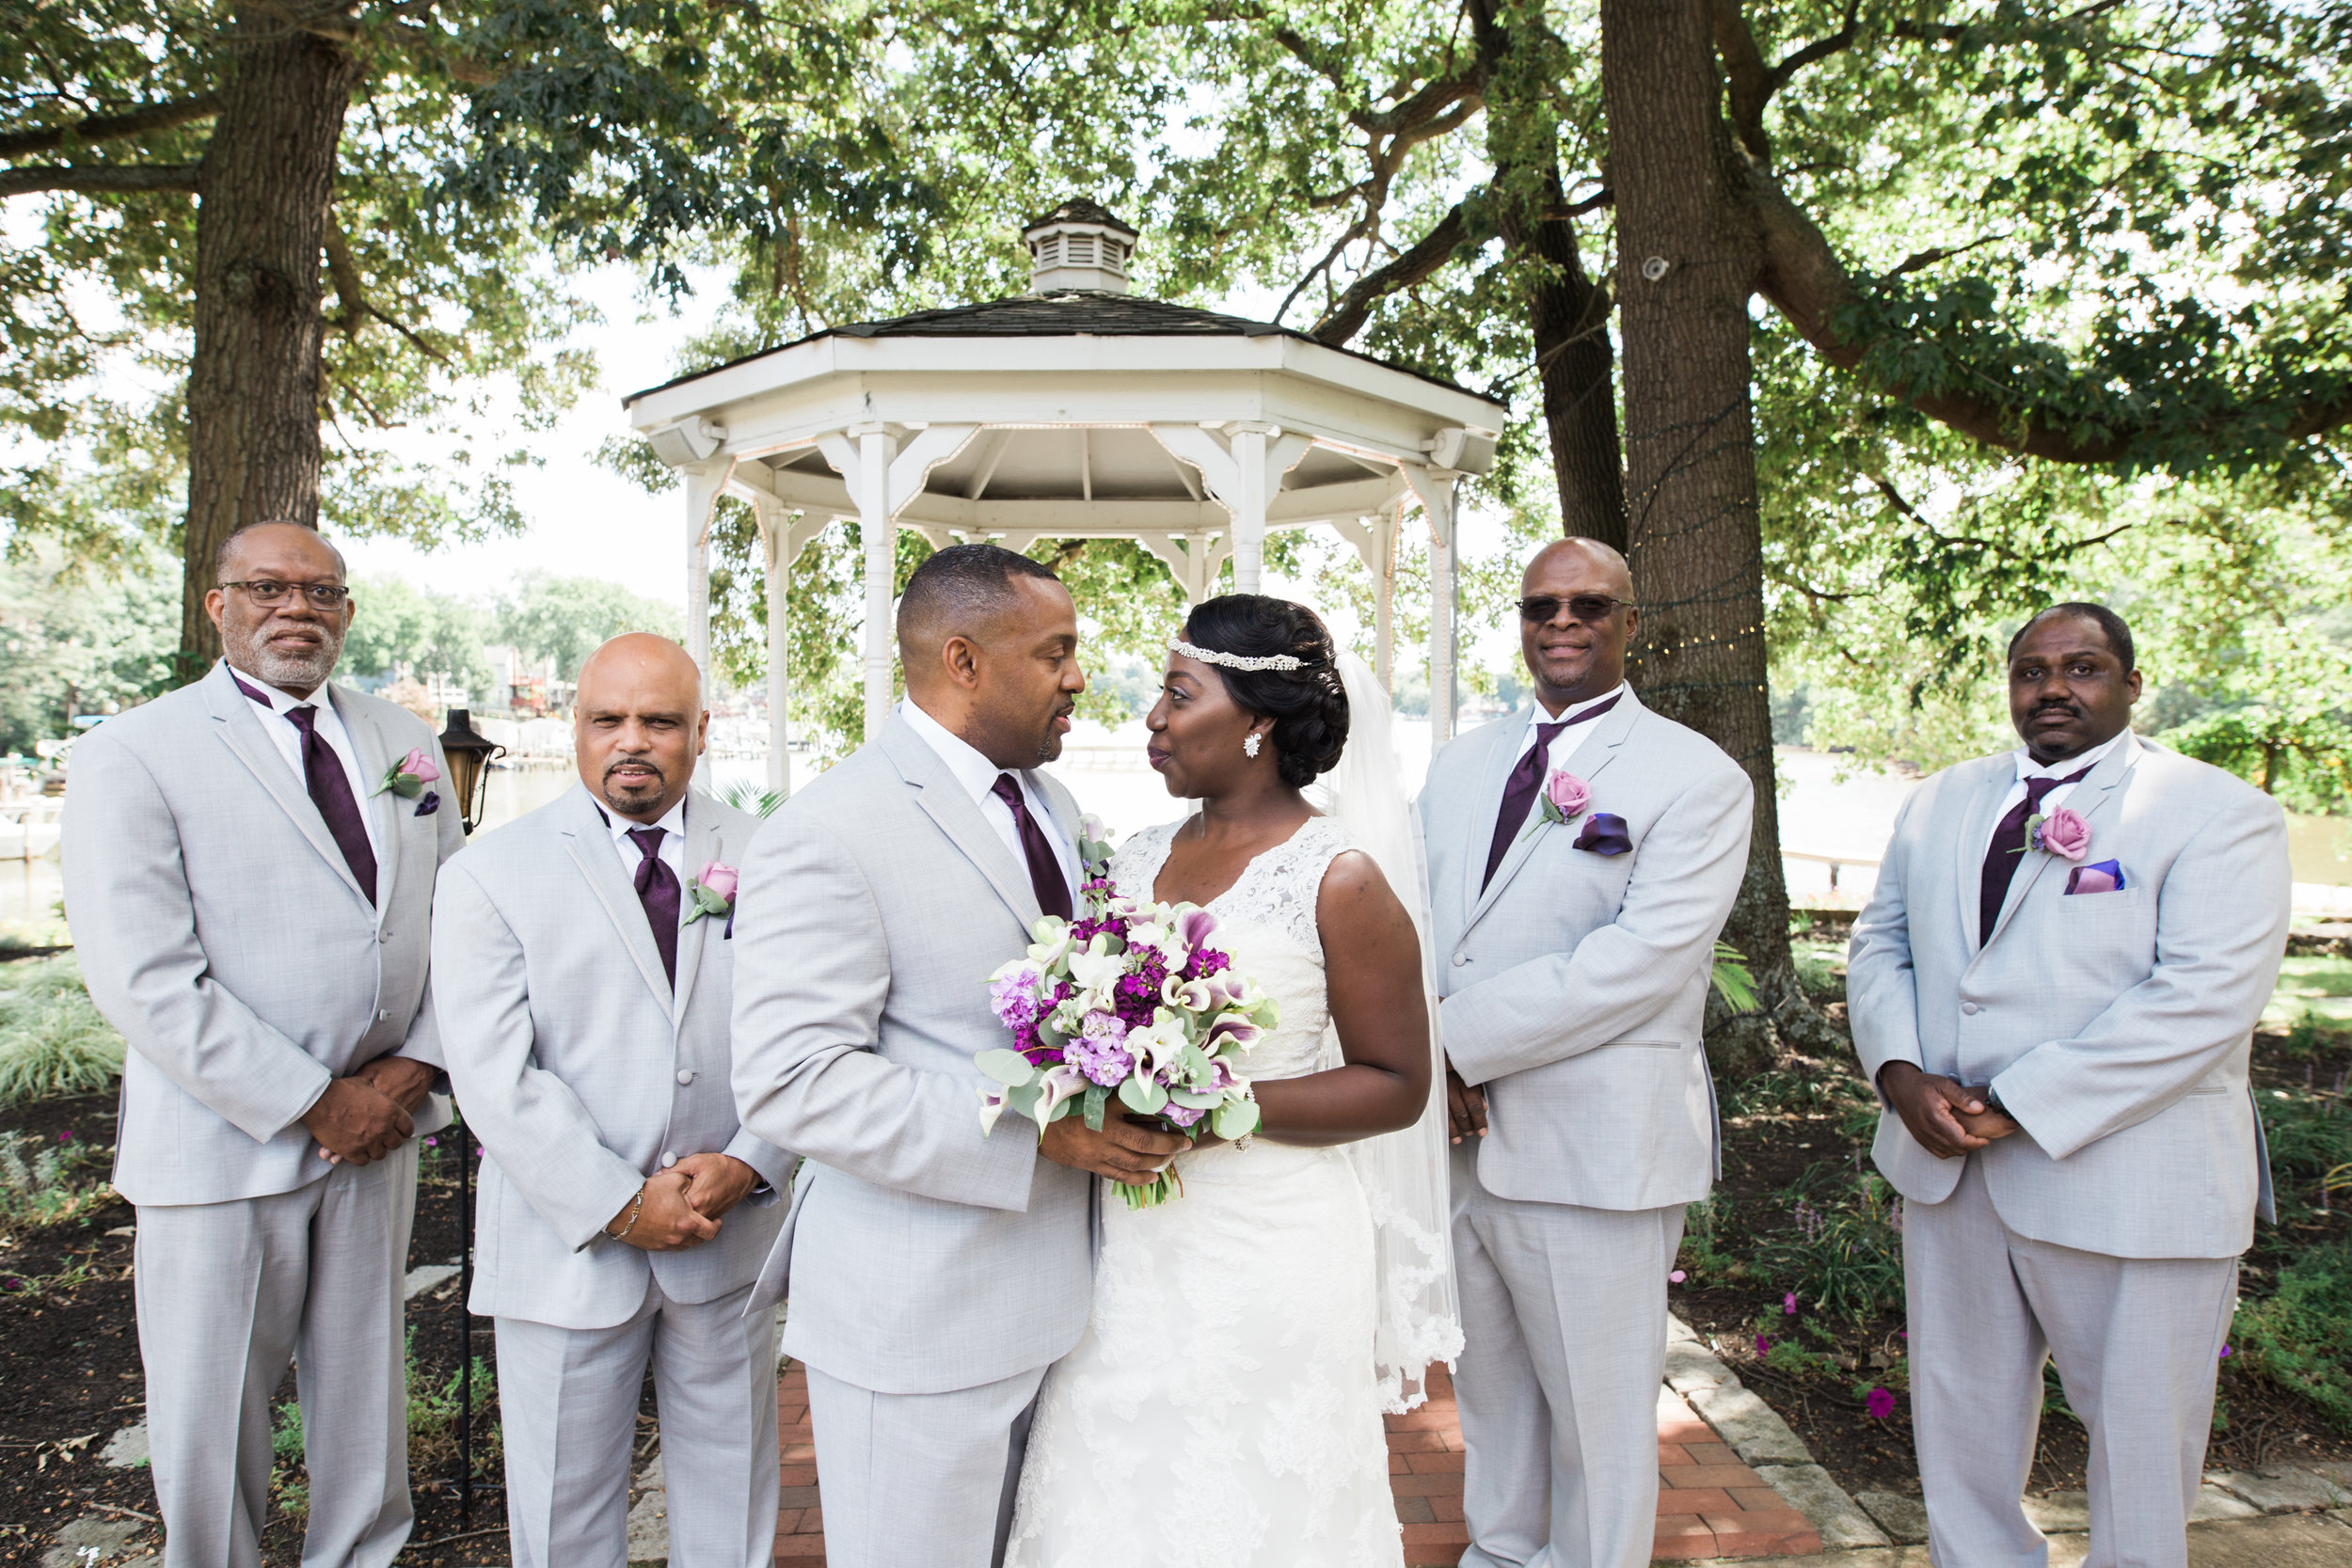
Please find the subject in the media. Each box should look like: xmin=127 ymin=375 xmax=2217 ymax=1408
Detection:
xmin=1184 ymin=946 xmax=1232 ymax=980
xmin=1756 ymin=1335 xmax=1771 ymax=1357
xmin=1783 ymin=1292 xmax=1798 ymax=1315
xmin=1865 ymin=1386 xmax=1897 ymax=1419
xmin=1158 ymin=1101 xmax=1205 ymax=1129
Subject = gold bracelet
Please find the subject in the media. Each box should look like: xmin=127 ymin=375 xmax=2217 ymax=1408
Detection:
xmin=607 ymin=1185 xmax=647 ymax=1241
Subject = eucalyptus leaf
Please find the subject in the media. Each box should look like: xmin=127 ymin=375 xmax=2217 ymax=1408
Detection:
xmin=1213 ymin=1099 xmax=1262 ymax=1140
xmin=1083 ymin=1082 xmax=1110 ymax=1132
xmin=976 ymin=1049 xmax=1039 ymax=1087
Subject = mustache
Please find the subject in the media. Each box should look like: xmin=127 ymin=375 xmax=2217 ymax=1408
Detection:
xmin=601 ymin=758 xmax=666 ymax=786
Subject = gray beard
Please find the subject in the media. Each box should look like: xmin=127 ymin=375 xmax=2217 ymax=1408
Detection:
xmin=230 ymin=633 xmax=342 ymax=693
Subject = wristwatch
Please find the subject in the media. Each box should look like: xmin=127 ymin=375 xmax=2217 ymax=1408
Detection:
xmin=1979 ymin=1083 xmax=2008 ymax=1117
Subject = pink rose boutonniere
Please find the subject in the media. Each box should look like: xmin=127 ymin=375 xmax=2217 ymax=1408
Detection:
xmin=2027 ymin=805 xmax=2091 ymax=863
xmin=1518 ymin=768 xmax=1592 ymax=846
xmin=373 ymin=746 xmax=439 ymax=800
xmin=684 ymin=861 xmax=739 ymax=925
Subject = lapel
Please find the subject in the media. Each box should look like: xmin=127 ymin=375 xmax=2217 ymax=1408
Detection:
xmin=1951 ymin=757 xmax=2016 ymax=955
xmin=670 ymin=794 xmax=722 ymax=1031
xmin=557 ymin=784 xmax=677 ymax=1023
xmin=332 ymin=686 xmax=402 ymax=921
xmin=201 ymin=663 xmax=370 ymax=908
xmin=1982 ymin=731 xmax=2142 ymax=951
xmin=880 ymin=714 xmax=1041 ymax=932
xmin=1460 ymin=709 xmax=1534 ymax=925
xmin=1466 ymin=691 xmax=1644 ymax=933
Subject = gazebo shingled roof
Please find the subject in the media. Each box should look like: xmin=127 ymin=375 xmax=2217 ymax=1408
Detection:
xmin=625 ymin=200 xmax=1505 ymax=794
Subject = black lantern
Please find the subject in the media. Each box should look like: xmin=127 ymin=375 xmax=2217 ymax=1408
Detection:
xmin=437 ymin=708 xmax=505 ymax=835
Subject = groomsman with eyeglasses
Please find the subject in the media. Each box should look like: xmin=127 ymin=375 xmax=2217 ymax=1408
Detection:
xmin=65 ymin=521 xmax=466 ymax=1568
xmin=1848 ymin=602 xmax=2290 ymax=1568
xmin=1422 ymin=538 xmax=1753 ymax=1568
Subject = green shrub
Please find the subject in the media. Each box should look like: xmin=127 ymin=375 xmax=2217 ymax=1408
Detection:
xmin=2233 ymin=1239 xmax=2352 ymax=1434
xmin=2258 ymin=1082 xmax=2352 ymax=1217
xmin=0 ymin=956 xmax=124 ymax=1106
xmin=1755 ymin=1168 xmax=1909 ymax=1322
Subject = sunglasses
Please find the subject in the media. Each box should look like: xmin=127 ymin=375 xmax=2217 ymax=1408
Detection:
xmin=1518 ymin=594 xmax=1634 ymax=624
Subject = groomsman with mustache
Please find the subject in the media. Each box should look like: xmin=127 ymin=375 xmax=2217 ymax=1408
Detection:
xmin=433 ymin=634 xmax=792 ymax=1568
xmin=65 ymin=521 xmax=466 ymax=1567
xmin=1848 ymin=602 xmax=2290 ymax=1568
xmin=1422 ymin=538 xmax=1753 ymax=1568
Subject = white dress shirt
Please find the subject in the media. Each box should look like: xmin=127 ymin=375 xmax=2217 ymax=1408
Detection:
xmin=898 ymin=699 xmax=1079 ymax=895
xmin=1993 ymin=728 xmax=2130 ymax=831
xmin=1512 ymin=682 xmax=1629 ymax=778
xmin=603 ymin=795 xmax=688 ymax=886
xmin=225 ymin=660 xmax=382 ymax=860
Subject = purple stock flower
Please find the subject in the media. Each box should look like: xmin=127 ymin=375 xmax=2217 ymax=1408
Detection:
xmin=1158 ymin=1101 xmax=1205 ymax=1129
xmin=1865 ymin=1387 xmax=1897 ymax=1419
xmin=1185 ymin=946 xmax=1232 ymax=980
xmin=1066 ymin=1011 xmax=1135 ymax=1086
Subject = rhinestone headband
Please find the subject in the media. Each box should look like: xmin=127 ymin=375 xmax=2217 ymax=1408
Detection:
xmin=1169 ymin=638 xmax=1303 ymax=673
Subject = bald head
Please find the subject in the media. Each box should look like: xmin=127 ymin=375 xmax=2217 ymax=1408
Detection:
xmin=574 ymin=634 xmax=707 ymax=821
xmin=1518 ymin=536 xmax=1639 ymax=711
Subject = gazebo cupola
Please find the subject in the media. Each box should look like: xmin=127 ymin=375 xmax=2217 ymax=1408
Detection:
xmin=627 ymin=198 xmax=1504 ymax=794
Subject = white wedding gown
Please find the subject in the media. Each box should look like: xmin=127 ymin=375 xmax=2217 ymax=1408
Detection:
xmin=1004 ymin=816 xmax=1405 ymax=1568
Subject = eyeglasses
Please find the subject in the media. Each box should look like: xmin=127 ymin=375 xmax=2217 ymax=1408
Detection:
xmin=218 ymin=580 xmax=351 ymax=609
xmin=1519 ymin=594 xmax=1634 ymax=624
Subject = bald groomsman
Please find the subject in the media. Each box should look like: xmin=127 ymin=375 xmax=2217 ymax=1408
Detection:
xmin=66 ymin=521 xmax=466 ymax=1567
xmin=1423 ymin=538 xmax=1753 ymax=1568
xmin=1849 ymin=602 xmax=2290 ymax=1568
xmin=433 ymin=634 xmax=792 ymax=1568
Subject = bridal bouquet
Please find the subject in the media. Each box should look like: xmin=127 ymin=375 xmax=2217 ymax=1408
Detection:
xmin=977 ymin=816 xmax=1274 ymax=1208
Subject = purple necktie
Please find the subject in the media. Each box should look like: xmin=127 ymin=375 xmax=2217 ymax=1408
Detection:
xmin=237 ymin=678 xmax=377 ymax=905
xmin=1977 ymin=763 xmax=2093 ymax=945
xmin=628 ymin=826 xmax=681 ymax=988
xmin=1483 ymin=694 xmax=1622 ymax=891
xmin=992 ymin=774 xmax=1073 ymax=922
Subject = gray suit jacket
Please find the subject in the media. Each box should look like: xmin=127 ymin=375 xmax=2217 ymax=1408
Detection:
xmin=1422 ymin=692 xmax=1753 ymax=1211
xmin=731 ymin=714 xmax=1094 ymax=1396
xmin=432 ymin=785 xmax=794 ymax=1331
xmin=1847 ymin=732 xmax=2289 ymax=1259
xmin=65 ymin=660 xmax=465 ymax=1207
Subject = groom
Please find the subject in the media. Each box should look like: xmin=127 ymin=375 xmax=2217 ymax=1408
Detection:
xmin=731 ymin=543 xmax=1189 ymax=1568
xmin=1423 ymin=538 xmax=1752 ymax=1568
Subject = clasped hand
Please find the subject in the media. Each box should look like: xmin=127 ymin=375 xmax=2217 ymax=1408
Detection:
xmin=303 ymin=1056 xmax=437 ymax=1165
xmin=1038 ymin=1112 xmax=1192 ymax=1186
xmin=1878 ymin=1061 xmax=2021 ymax=1158
xmin=605 ymin=1155 xmax=761 ymax=1252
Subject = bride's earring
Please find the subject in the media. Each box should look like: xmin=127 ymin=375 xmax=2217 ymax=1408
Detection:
xmin=1244 ymin=733 xmax=1262 ymax=759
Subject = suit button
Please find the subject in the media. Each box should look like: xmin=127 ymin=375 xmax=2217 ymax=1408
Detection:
xmin=1961 ymin=1002 xmax=1980 ymax=1015
xmin=1452 ymin=953 xmax=1468 ymax=968
xmin=660 ymin=1151 xmax=678 ymax=1168
xmin=376 ymin=1009 xmax=389 ymax=1022
xmin=378 ymin=929 xmax=392 ymax=943
xmin=676 ymin=1069 xmax=694 ymax=1086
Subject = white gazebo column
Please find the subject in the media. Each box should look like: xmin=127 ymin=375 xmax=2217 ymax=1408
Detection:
xmin=680 ymin=459 xmax=731 ymax=787
xmin=1403 ymin=465 xmax=1461 ymax=744
xmin=1231 ymin=424 xmax=1267 ymax=594
xmin=754 ymin=496 xmax=791 ymax=797
xmin=1372 ymin=510 xmax=1398 ymax=692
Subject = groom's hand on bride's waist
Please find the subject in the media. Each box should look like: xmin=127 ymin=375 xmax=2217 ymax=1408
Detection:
xmin=1040 ymin=1114 xmax=1191 ymax=1186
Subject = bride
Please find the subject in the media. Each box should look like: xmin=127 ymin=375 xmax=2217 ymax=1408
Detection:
xmin=1005 ymin=594 xmax=1462 ymax=1568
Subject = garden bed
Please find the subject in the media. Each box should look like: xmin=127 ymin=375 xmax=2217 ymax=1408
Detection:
xmin=1671 ymin=940 xmax=2352 ymax=1502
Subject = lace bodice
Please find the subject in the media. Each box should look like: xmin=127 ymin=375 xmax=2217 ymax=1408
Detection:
xmin=1108 ymin=816 xmax=1353 ymax=1085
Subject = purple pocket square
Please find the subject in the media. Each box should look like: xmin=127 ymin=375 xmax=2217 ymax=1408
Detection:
xmin=414 ymin=790 xmax=440 ymax=817
xmin=2065 ymin=858 xmax=2123 ymax=895
xmin=1572 ymin=812 xmax=1632 ymax=856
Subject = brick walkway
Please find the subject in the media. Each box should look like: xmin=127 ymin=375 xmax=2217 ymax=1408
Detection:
xmin=771 ymin=1359 xmax=1821 ymax=1564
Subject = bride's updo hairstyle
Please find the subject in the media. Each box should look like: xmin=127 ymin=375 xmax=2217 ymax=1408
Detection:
xmin=1179 ymin=594 xmax=1349 ymax=789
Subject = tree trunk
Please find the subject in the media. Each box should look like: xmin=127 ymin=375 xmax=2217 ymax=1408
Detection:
xmin=1510 ymin=167 xmax=1627 ymax=548
xmin=1602 ymin=0 xmax=1815 ymax=1075
xmin=179 ymin=6 xmax=360 ymax=674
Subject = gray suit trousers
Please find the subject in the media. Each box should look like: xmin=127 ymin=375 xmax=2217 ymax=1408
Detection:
xmin=1909 ymin=1155 xmax=2236 ymax=1568
xmin=1452 ymin=1145 xmax=1683 ymax=1568
xmin=135 ymin=1143 xmax=418 ymax=1568
xmin=495 ymin=1276 xmax=779 ymax=1568
xmin=804 ymin=1362 xmax=1044 ymax=1568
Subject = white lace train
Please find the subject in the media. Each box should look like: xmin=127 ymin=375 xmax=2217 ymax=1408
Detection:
xmin=1003 ymin=817 xmax=1406 ymax=1568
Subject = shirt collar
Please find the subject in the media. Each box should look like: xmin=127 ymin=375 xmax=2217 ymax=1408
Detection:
xmin=2013 ymin=727 xmax=2128 ymax=784
xmin=1526 ymin=681 xmax=1628 ymax=737
xmin=225 ymin=659 xmax=329 ymax=716
xmin=899 ymin=697 xmax=1013 ymax=806
xmin=599 ymin=795 xmax=687 ymax=846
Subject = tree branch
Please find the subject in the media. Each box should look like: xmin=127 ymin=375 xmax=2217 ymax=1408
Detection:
xmin=1749 ymin=160 xmax=2352 ymax=462
xmin=1714 ymin=0 xmax=1859 ymax=165
xmin=0 ymin=95 xmax=221 ymax=159
xmin=324 ymin=214 xmax=451 ymax=361
xmin=0 ymin=164 xmax=199 ymax=198
xmin=1310 ymin=197 xmax=1474 ymax=345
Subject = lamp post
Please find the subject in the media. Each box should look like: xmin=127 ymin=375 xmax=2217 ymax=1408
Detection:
xmin=433 ymin=708 xmax=502 ymax=1521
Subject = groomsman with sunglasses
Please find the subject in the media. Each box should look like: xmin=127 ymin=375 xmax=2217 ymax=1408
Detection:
xmin=1422 ymin=538 xmax=1753 ymax=1568
xmin=66 ymin=521 xmax=466 ymax=1568
xmin=1848 ymin=603 xmax=2289 ymax=1568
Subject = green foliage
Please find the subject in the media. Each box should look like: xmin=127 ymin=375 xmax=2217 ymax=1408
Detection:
xmin=718 ymin=780 xmax=786 ymax=819
xmin=0 ymin=1126 xmax=115 ymax=1228
xmin=2233 ymin=1240 xmax=2352 ymax=1434
xmin=1711 ymin=942 xmax=1760 ymax=1014
xmin=0 ymin=956 xmax=125 ymax=1109
xmin=491 ymin=571 xmax=682 ymax=681
xmin=2162 ymin=706 xmax=2352 ymax=816
xmin=1754 ymin=1168 xmax=1909 ymax=1323
xmin=2256 ymin=1080 xmax=2352 ymax=1221
xmin=337 ymin=576 xmax=495 ymax=698
xmin=0 ymin=541 xmax=179 ymax=752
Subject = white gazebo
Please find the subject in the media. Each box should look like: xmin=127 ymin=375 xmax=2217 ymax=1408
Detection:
xmin=624 ymin=198 xmax=1504 ymax=792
